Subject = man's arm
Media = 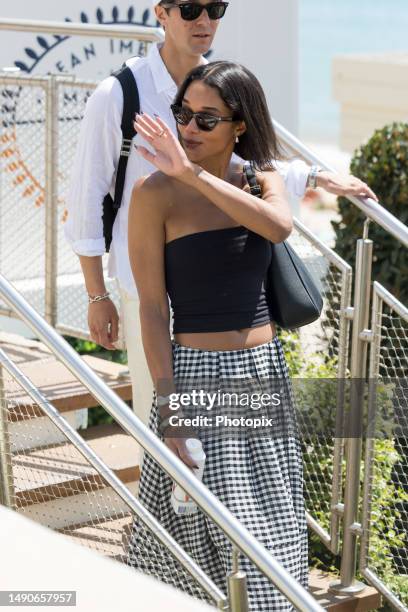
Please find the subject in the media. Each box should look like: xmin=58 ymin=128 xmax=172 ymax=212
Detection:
xmin=64 ymin=77 xmax=123 ymax=348
xmin=79 ymin=255 xmax=119 ymax=350
xmin=276 ymin=159 xmax=378 ymax=201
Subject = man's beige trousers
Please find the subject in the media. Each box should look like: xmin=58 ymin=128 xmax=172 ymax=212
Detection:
xmin=119 ymin=287 xmax=154 ymax=461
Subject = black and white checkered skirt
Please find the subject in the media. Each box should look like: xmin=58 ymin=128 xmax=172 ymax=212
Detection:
xmin=126 ymin=336 xmax=308 ymax=611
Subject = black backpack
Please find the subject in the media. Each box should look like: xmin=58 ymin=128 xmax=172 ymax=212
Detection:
xmin=102 ymin=64 xmax=140 ymax=252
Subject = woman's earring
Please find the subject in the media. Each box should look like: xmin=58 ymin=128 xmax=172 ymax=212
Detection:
xmin=235 ymin=135 xmax=239 ymax=144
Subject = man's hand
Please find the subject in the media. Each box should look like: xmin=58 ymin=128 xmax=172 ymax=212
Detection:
xmin=317 ymin=171 xmax=379 ymax=201
xmin=88 ymin=298 xmax=119 ymax=350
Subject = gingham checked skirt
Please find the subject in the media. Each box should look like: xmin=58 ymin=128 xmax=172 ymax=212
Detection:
xmin=126 ymin=337 xmax=309 ymax=611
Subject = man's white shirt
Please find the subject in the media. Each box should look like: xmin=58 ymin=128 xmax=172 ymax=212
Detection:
xmin=64 ymin=43 xmax=310 ymax=296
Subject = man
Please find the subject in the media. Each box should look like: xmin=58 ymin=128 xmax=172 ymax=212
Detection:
xmin=65 ymin=0 xmax=377 ymax=434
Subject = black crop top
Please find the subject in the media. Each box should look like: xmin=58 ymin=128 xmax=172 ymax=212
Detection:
xmin=165 ymin=226 xmax=273 ymax=333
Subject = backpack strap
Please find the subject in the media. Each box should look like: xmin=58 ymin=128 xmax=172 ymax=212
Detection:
xmin=112 ymin=64 xmax=140 ymax=209
xmin=243 ymin=161 xmax=262 ymax=198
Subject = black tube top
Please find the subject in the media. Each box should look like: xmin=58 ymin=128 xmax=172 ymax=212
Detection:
xmin=165 ymin=226 xmax=273 ymax=333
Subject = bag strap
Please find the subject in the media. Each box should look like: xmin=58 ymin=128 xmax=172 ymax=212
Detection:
xmin=243 ymin=161 xmax=262 ymax=198
xmin=112 ymin=64 xmax=140 ymax=209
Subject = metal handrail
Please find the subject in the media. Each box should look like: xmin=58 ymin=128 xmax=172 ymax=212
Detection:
xmin=275 ymin=120 xmax=408 ymax=248
xmin=0 ymin=274 xmax=324 ymax=612
xmin=0 ymin=17 xmax=165 ymax=43
xmin=0 ymin=347 xmax=227 ymax=608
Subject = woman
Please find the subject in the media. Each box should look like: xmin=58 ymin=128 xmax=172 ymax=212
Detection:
xmin=126 ymin=61 xmax=308 ymax=611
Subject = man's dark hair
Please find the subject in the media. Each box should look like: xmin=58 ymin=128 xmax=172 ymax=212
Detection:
xmin=173 ymin=61 xmax=284 ymax=170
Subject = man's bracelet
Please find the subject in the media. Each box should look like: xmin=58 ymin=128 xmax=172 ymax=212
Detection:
xmin=88 ymin=292 xmax=110 ymax=304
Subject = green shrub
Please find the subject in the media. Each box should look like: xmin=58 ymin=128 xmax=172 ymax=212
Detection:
xmin=332 ymin=122 xmax=408 ymax=304
xmin=64 ymin=336 xmax=127 ymax=365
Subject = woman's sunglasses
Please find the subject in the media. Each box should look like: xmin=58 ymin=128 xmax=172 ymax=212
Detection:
xmin=162 ymin=1 xmax=229 ymax=21
xmin=171 ymin=104 xmax=235 ymax=132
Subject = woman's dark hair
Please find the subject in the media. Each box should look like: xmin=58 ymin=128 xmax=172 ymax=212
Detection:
xmin=173 ymin=61 xmax=284 ymax=170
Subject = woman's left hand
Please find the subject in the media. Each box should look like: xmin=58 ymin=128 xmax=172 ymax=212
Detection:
xmin=134 ymin=113 xmax=195 ymax=180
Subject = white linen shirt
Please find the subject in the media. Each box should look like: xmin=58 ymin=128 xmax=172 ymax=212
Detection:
xmin=64 ymin=43 xmax=310 ymax=296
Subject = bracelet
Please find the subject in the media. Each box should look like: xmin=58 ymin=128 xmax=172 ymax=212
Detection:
xmin=306 ymin=165 xmax=321 ymax=190
xmin=88 ymin=292 xmax=110 ymax=304
xmin=157 ymin=393 xmax=171 ymax=408
xmin=158 ymin=415 xmax=174 ymax=435
xmin=158 ymin=411 xmax=184 ymax=436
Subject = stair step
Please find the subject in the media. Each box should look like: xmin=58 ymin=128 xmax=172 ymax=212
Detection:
xmin=18 ymin=480 xmax=139 ymax=531
xmin=59 ymin=517 xmax=384 ymax=612
xmin=59 ymin=514 xmax=134 ymax=561
xmin=1 ymin=332 xmax=132 ymax=421
xmin=9 ymin=410 xmax=87 ymax=452
xmin=13 ymin=424 xmax=140 ymax=507
xmin=309 ymin=569 xmax=382 ymax=611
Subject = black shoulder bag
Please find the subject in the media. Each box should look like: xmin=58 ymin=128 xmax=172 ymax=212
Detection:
xmin=102 ymin=65 xmax=140 ymax=252
xmin=243 ymin=161 xmax=323 ymax=329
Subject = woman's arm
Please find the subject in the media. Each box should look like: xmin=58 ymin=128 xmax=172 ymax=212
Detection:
xmin=128 ymin=177 xmax=173 ymax=388
xmin=182 ymin=167 xmax=293 ymax=243
xmin=134 ymin=114 xmax=293 ymax=243
xmin=128 ymin=176 xmax=198 ymax=467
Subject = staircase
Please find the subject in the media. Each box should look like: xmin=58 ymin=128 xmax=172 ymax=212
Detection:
xmin=0 ymin=332 xmax=382 ymax=611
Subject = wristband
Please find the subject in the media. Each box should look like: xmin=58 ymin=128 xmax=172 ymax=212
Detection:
xmin=88 ymin=292 xmax=110 ymax=304
xmin=158 ymin=412 xmax=184 ymax=436
xmin=157 ymin=393 xmax=172 ymax=408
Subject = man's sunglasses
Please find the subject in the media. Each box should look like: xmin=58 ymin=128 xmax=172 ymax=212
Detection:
xmin=162 ymin=2 xmax=229 ymax=21
xmin=171 ymin=104 xmax=235 ymax=132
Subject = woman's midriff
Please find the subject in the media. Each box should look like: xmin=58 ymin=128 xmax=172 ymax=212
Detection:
xmin=174 ymin=321 xmax=276 ymax=351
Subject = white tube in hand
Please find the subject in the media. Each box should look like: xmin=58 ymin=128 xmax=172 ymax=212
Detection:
xmin=171 ymin=439 xmax=206 ymax=516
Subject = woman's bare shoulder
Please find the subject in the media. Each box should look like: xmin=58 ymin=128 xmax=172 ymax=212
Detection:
xmin=132 ymin=170 xmax=172 ymax=197
xmin=131 ymin=171 xmax=177 ymax=218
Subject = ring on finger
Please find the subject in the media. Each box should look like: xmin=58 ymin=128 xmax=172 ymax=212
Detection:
xmin=157 ymin=129 xmax=165 ymax=138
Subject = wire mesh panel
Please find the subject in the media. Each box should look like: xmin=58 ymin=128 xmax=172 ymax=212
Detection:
xmin=361 ymin=282 xmax=408 ymax=609
xmin=0 ymin=353 xmax=225 ymax=609
xmin=281 ymin=221 xmax=353 ymax=553
xmin=0 ymin=77 xmax=47 ymax=316
xmin=0 ymin=74 xmax=123 ymax=336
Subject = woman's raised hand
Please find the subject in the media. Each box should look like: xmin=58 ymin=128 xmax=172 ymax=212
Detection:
xmin=134 ymin=113 xmax=195 ymax=180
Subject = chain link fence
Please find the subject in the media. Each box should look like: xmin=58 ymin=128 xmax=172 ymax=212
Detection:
xmin=0 ymin=74 xmax=120 ymax=335
xmin=283 ymin=222 xmax=352 ymax=556
xmin=0 ymin=78 xmax=47 ymax=316
xmin=360 ymin=282 xmax=408 ymax=609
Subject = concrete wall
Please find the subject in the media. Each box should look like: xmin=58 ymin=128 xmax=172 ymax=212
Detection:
xmin=333 ymin=52 xmax=408 ymax=152
xmin=0 ymin=505 xmax=213 ymax=611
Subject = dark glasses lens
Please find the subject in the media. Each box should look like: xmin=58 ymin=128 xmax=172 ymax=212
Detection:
xmin=178 ymin=2 xmax=228 ymax=21
xmin=171 ymin=105 xmax=219 ymax=131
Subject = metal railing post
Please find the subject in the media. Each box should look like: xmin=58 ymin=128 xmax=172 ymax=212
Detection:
xmin=227 ymin=549 xmax=249 ymax=612
xmin=44 ymin=75 xmax=58 ymax=326
xmin=0 ymin=365 xmax=15 ymax=508
xmin=330 ymin=226 xmax=373 ymax=594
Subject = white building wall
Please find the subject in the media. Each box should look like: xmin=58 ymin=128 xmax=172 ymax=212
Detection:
xmin=0 ymin=0 xmax=299 ymax=133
